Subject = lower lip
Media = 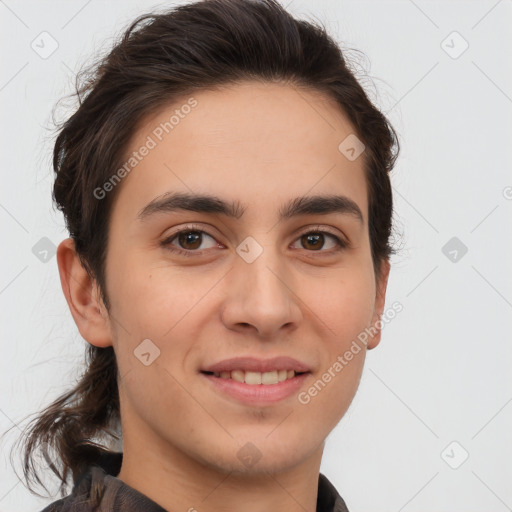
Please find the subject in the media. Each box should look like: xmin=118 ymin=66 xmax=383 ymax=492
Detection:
xmin=201 ymin=372 xmax=310 ymax=405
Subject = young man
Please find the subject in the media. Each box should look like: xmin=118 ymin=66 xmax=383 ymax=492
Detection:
xmin=17 ymin=2 xmax=399 ymax=510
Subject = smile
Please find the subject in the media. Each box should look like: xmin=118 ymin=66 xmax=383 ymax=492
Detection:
xmin=204 ymin=369 xmax=304 ymax=385
xmin=201 ymin=370 xmax=311 ymax=405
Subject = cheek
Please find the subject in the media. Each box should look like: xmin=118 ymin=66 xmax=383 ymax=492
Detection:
xmin=299 ymin=353 xmax=366 ymax=439
xmin=290 ymin=271 xmax=374 ymax=427
xmin=310 ymin=268 xmax=375 ymax=342
xmin=110 ymin=256 xmax=211 ymax=335
xmin=118 ymin=361 xmax=208 ymax=445
xmin=110 ymin=268 xmax=207 ymax=432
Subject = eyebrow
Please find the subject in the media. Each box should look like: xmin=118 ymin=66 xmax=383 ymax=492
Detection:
xmin=136 ymin=192 xmax=364 ymax=224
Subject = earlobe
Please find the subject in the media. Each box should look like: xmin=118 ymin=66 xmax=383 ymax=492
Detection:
xmin=56 ymin=238 xmax=113 ymax=348
xmin=367 ymin=259 xmax=391 ymax=350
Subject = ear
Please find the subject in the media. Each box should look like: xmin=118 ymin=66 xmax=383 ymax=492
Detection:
xmin=366 ymin=259 xmax=391 ymax=350
xmin=56 ymin=238 xmax=113 ymax=348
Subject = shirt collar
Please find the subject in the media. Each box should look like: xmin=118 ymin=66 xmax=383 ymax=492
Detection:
xmin=69 ymin=451 xmax=349 ymax=512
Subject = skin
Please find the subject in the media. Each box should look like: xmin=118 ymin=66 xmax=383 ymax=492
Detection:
xmin=57 ymin=80 xmax=390 ymax=512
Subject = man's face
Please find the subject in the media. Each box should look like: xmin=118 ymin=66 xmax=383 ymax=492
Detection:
xmin=101 ymin=81 xmax=388 ymax=474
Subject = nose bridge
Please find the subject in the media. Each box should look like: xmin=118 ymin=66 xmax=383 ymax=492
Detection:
xmin=238 ymin=240 xmax=290 ymax=307
xmin=222 ymin=237 xmax=301 ymax=336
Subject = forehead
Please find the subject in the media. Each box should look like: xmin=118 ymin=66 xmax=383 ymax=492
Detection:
xmin=109 ymin=81 xmax=368 ymax=229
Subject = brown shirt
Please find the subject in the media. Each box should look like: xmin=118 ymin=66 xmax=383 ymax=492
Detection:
xmin=40 ymin=451 xmax=349 ymax=512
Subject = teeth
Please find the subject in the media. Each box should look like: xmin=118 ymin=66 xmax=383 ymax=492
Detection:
xmin=245 ymin=371 xmax=262 ymax=385
xmin=212 ymin=369 xmax=298 ymax=385
xmin=261 ymin=370 xmax=278 ymax=385
xmin=231 ymin=370 xmax=245 ymax=383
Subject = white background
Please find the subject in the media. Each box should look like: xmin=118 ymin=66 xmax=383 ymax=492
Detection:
xmin=1 ymin=1 xmax=511 ymax=511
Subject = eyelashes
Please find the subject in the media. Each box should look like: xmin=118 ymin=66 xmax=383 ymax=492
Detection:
xmin=160 ymin=224 xmax=348 ymax=258
xmin=162 ymin=228 xmax=218 ymax=257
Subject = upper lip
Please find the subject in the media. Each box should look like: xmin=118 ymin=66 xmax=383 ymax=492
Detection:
xmin=201 ymin=356 xmax=311 ymax=374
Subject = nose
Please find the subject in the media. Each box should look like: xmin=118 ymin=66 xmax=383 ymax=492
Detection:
xmin=219 ymin=245 xmax=302 ymax=339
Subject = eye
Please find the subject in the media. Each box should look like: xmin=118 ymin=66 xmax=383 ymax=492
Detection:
xmin=161 ymin=225 xmax=347 ymax=258
xmin=162 ymin=225 xmax=220 ymax=257
xmin=290 ymin=228 xmax=347 ymax=254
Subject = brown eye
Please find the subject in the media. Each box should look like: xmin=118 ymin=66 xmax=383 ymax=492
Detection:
xmin=292 ymin=230 xmax=346 ymax=253
xmin=162 ymin=227 xmax=219 ymax=257
xmin=301 ymin=232 xmax=324 ymax=250
xmin=177 ymin=231 xmax=203 ymax=250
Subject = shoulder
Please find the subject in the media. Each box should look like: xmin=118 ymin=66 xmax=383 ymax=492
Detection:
xmin=318 ymin=472 xmax=351 ymax=512
xmin=37 ymin=463 xmax=112 ymax=512
xmin=38 ymin=494 xmax=76 ymax=512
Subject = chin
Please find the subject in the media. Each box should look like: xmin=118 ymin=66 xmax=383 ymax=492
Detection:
xmin=205 ymin=452 xmax=309 ymax=477
xmin=196 ymin=431 xmax=317 ymax=476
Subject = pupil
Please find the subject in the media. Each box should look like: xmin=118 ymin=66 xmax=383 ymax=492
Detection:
xmin=180 ymin=231 xmax=201 ymax=249
xmin=304 ymin=233 xmax=322 ymax=250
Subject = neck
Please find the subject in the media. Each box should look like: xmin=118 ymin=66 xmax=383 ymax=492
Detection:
xmin=116 ymin=426 xmax=325 ymax=512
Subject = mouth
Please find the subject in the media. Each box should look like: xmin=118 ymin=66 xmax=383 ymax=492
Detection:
xmin=200 ymin=356 xmax=312 ymax=404
xmin=201 ymin=369 xmax=309 ymax=385
xmin=200 ymin=370 xmax=311 ymax=404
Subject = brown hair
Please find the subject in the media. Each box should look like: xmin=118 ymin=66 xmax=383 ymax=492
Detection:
xmin=8 ymin=0 xmax=400 ymax=498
